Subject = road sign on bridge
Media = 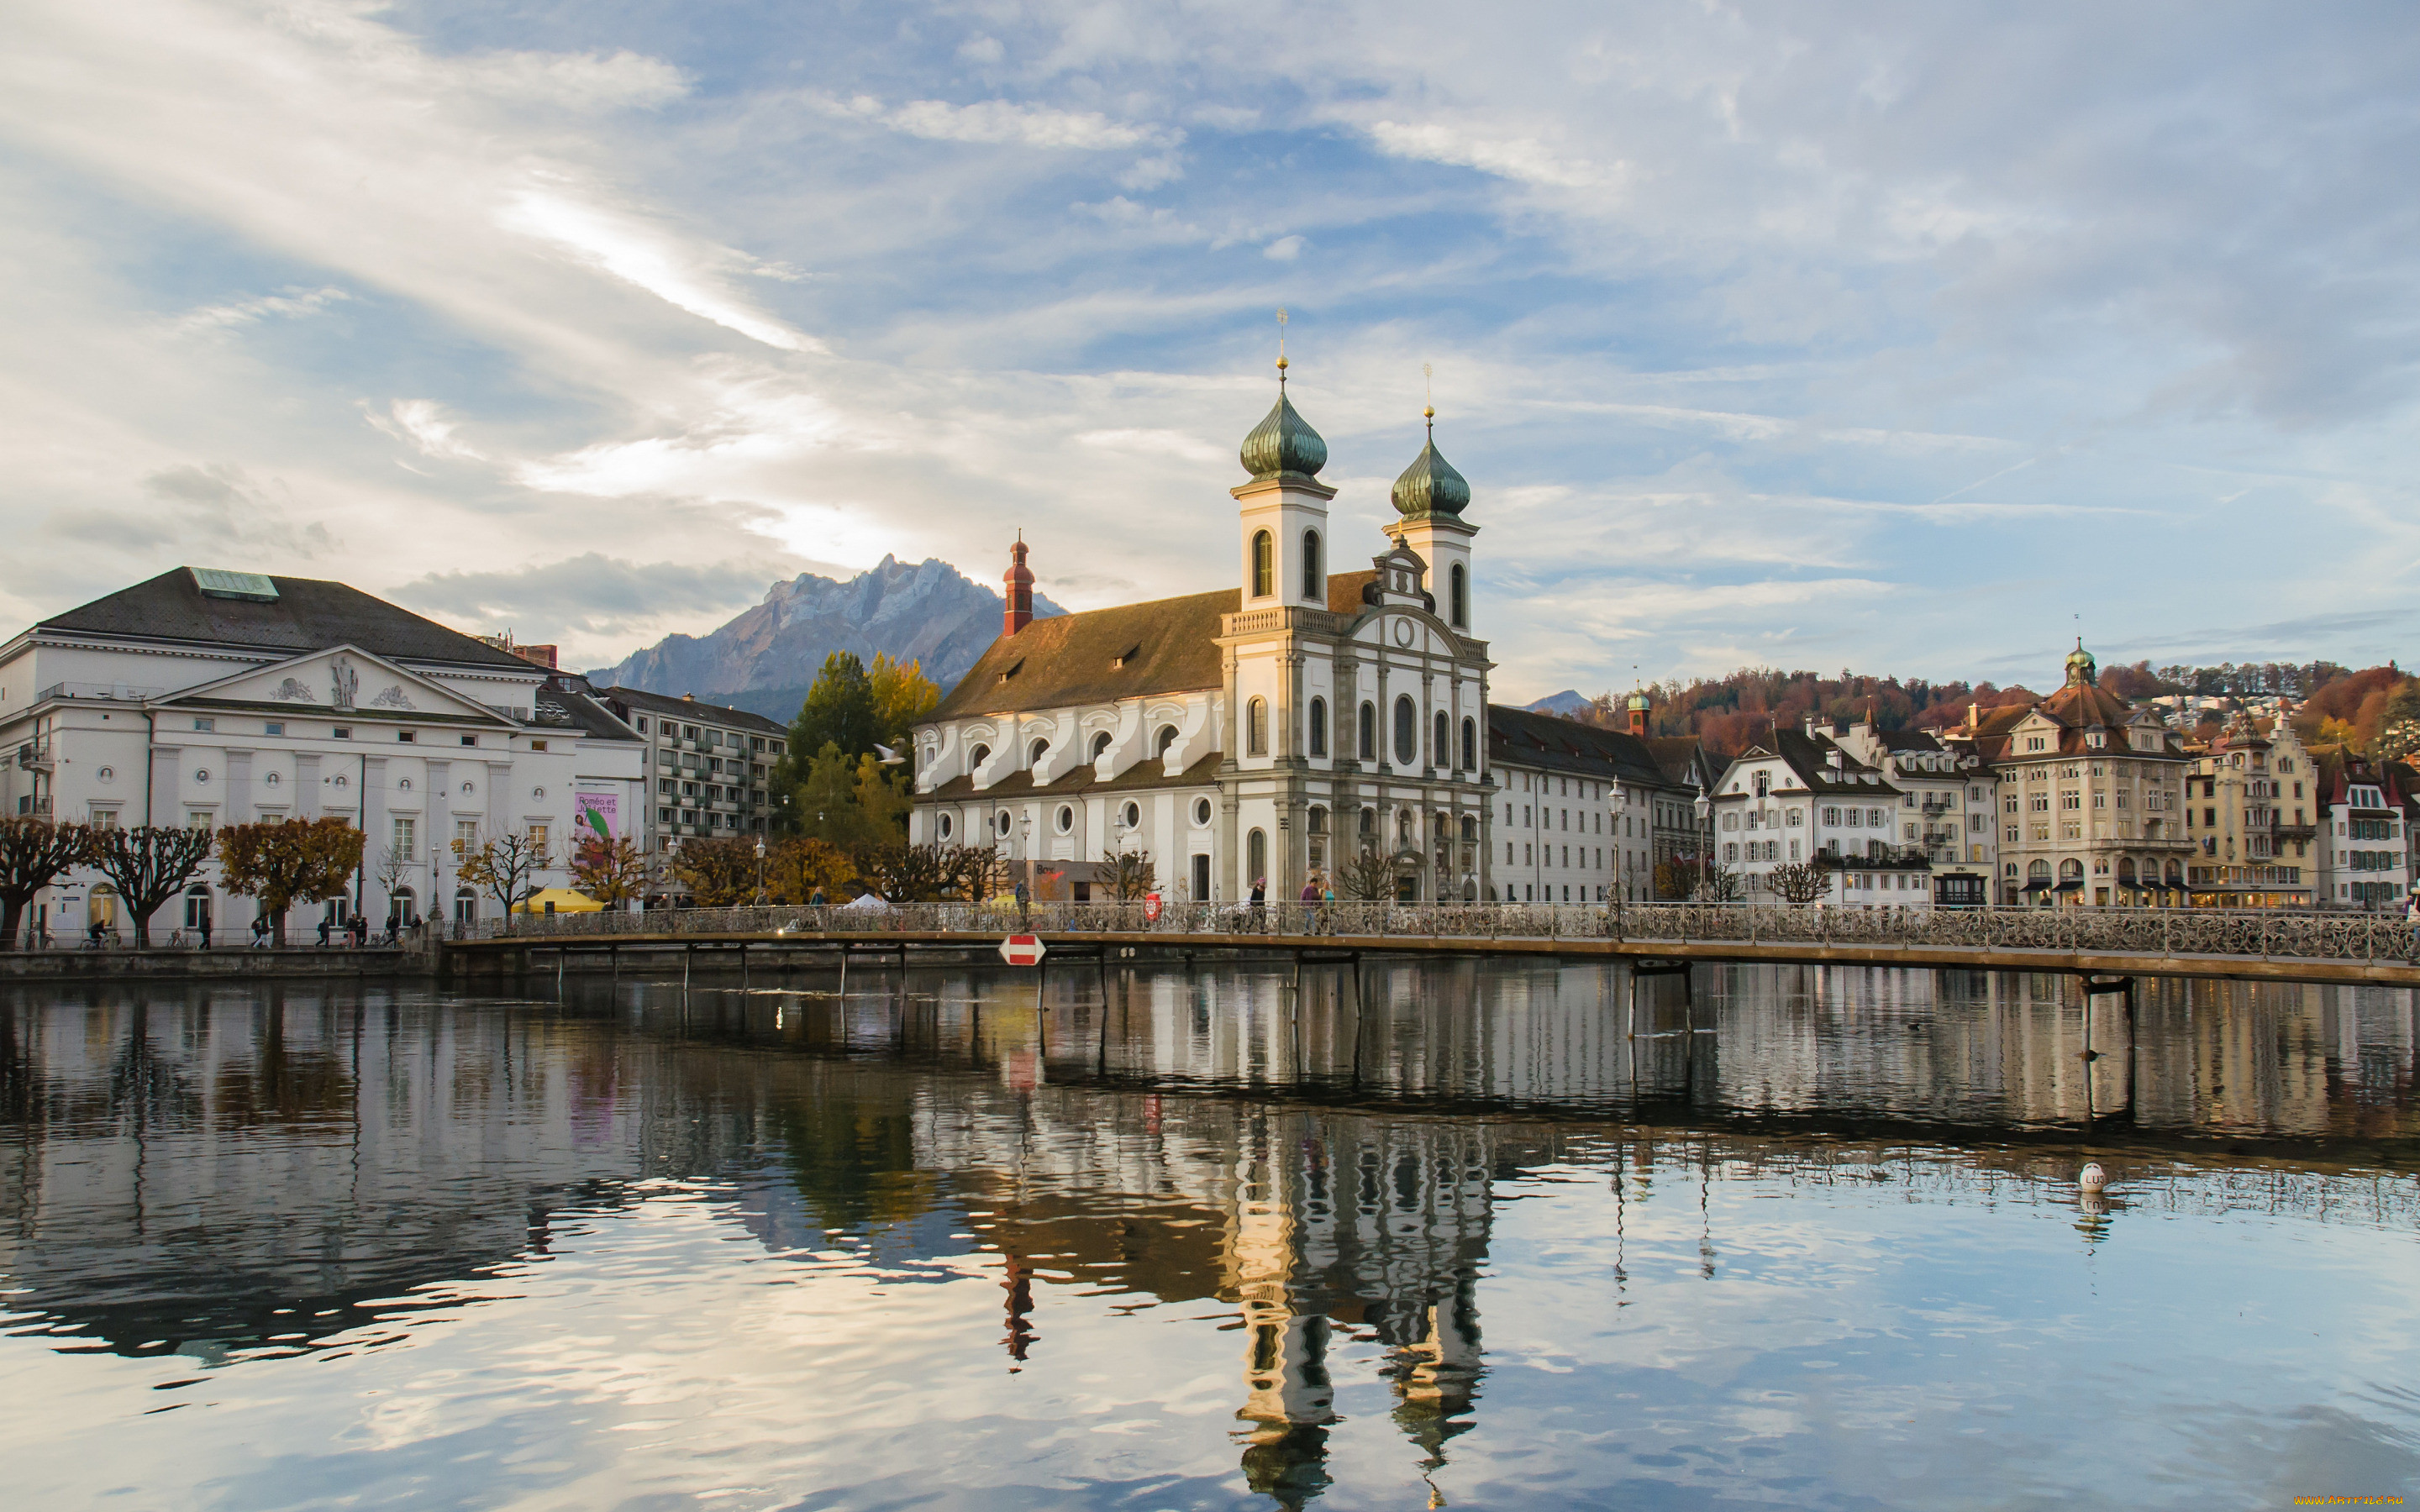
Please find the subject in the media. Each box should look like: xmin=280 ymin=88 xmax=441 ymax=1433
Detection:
xmin=998 ymin=934 xmax=1048 ymax=967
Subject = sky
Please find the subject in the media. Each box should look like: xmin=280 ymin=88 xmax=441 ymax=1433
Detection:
xmin=3 ymin=1 xmax=2416 ymax=701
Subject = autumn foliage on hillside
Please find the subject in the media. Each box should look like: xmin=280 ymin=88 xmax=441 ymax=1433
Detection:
xmin=1565 ymin=659 xmax=2417 ymax=762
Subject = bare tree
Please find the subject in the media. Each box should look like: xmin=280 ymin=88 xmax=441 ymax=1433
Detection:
xmin=1099 ymin=847 xmax=1155 ymax=901
xmin=1696 ymin=861 xmax=1744 ymax=903
xmin=1765 ymin=860 xmax=1833 ymax=906
xmin=457 ymin=832 xmax=550 ymax=932
xmin=89 ymin=825 xmax=216 ymax=945
xmin=1336 ymin=847 xmax=1395 ymax=902
xmin=0 ymin=819 xmax=92 ymax=948
xmin=374 ymin=845 xmax=418 ymax=924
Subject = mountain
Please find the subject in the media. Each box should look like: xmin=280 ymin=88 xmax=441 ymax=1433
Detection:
xmin=1526 ymin=690 xmax=1593 ymax=717
xmin=587 ymin=556 xmax=1064 ymax=722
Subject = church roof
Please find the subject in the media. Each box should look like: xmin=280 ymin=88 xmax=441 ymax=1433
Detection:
xmin=1239 ymin=388 xmax=1328 ymax=480
xmin=920 ymin=748 xmax=1226 ymax=804
xmin=931 ymin=570 xmax=1377 ymax=720
xmin=1391 ymin=432 xmax=1470 ymax=520
xmin=33 ymin=567 xmax=534 ymax=671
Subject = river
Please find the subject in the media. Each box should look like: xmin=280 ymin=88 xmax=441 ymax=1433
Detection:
xmin=2 ymin=959 xmax=2415 ymax=1509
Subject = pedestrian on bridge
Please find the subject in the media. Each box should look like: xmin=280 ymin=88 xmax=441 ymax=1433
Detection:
xmin=1249 ymin=877 xmax=1266 ymax=933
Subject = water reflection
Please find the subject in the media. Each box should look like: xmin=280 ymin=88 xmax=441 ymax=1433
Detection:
xmin=1 ymin=960 xmax=2416 ymax=1509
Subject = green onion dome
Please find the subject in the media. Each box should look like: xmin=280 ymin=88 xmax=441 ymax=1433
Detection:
xmin=1390 ymin=421 xmax=1470 ymax=519
xmin=1239 ymin=383 xmax=1328 ymax=480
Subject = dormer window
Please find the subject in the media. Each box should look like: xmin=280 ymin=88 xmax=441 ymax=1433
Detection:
xmin=1113 ymin=644 xmax=1139 ymax=668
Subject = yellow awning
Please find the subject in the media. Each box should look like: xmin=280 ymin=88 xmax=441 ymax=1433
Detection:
xmin=514 ymin=887 xmax=604 ymax=914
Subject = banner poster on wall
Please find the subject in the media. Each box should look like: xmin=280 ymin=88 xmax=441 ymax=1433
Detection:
xmin=574 ymin=791 xmax=619 ymax=843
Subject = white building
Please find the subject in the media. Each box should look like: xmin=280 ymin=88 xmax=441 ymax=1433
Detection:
xmin=589 ymin=686 xmax=789 ymax=852
xmin=0 ymin=567 xmax=645 ymax=937
xmin=2309 ymin=748 xmax=2409 ymax=909
xmin=1484 ymin=701 xmax=1712 ymax=903
xmin=1827 ymin=717 xmax=1998 ymax=905
xmin=912 ymin=371 xmax=1494 ymax=904
xmin=1708 ymin=726 xmax=1945 ymax=907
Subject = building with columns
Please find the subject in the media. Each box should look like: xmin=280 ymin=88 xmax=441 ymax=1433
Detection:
xmin=910 ymin=369 xmax=1494 ymax=903
xmin=0 ymin=567 xmax=646 ymax=937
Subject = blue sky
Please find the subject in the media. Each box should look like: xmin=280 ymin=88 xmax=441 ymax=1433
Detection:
xmin=3 ymin=2 xmax=2415 ymax=700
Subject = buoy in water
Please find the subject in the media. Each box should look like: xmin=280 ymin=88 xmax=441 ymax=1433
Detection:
xmin=2079 ymin=1162 xmax=2107 ymax=1192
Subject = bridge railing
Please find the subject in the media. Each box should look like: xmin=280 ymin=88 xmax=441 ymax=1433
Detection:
xmin=462 ymin=901 xmax=2420 ymax=964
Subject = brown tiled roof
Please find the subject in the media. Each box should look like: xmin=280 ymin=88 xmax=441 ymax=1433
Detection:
xmin=1734 ymin=728 xmax=1904 ymax=798
xmin=1486 ymin=705 xmax=1670 ymax=786
xmin=1640 ymin=735 xmax=1709 ymax=788
xmin=930 ymin=570 xmax=1381 ymax=721
xmin=917 ymin=748 xmax=1225 ymax=803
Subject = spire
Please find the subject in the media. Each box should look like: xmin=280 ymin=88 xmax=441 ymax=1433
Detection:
xmin=1002 ymin=533 xmax=1034 ymax=637
xmin=1239 ymin=310 xmax=1328 ymax=481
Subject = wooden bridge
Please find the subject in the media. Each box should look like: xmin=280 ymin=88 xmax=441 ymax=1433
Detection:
xmin=441 ymin=900 xmax=2420 ymax=992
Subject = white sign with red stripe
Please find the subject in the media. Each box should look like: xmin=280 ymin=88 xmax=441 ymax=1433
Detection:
xmin=997 ymin=934 xmax=1048 ymax=966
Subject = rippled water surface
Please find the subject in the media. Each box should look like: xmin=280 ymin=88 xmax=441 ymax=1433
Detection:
xmin=3 ymin=958 xmax=2417 ymax=1509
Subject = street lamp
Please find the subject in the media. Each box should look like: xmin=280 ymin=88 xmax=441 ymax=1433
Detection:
xmin=753 ymin=835 xmax=768 ymax=906
xmin=1691 ymin=780 xmax=1712 ymax=902
xmin=1019 ymin=812 xmax=1035 ymax=902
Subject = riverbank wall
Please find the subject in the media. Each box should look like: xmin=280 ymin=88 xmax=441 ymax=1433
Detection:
xmin=0 ymin=942 xmax=439 ymax=984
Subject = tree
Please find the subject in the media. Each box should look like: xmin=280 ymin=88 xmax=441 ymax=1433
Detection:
xmin=767 ymin=837 xmax=856 ymax=902
xmin=1697 ymin=862 xmax=1744 ymax=903
xmin=373 ymin=846 xmax=418 ymax=925
xmin=672 ymin=835 xmax=759 ymax=906
xmin=945 ymin=843 xmax=1007 ymax=902
xmin=86 ymin=825 xmax=213 ymax=946
xmin=784 ymin=653 xmax=876 ymax=767
xmin=852 ymin=753 xmax=913 ymax=842
xmin=2374 ymin=684 xmax=2420 ymax=762
xmin=1651 ymin=858 xmax=1695 ymax=901
xmin=868 ymin=653 xmax=940 ymax=750
xmin=571 ymin=834 xmax=648 ymax=906
xmin=1765 ymin=860 xmax=1833 ymax=906
xmin=1100 ymin=847 xmax=1156 ymax=901
xmin=786 ymin=740 xmax=869 ymax=843
xmin=0 ymin=818 xmax=93 ymax=948
xmin=456 ymin=830 xmax=549 ymax=931
xmin=1336 ymin=847 xmax=1394 ymax=902
xmin=218 ymin=818 xmax=366 ymax=944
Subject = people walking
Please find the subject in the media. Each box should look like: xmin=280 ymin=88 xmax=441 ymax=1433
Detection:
xmin=317 ymin=915 xmax=333 ymax=948
xmin=1013 ymin=877 xmax=1031 ymax=928
xmin=197 ymin=917 xmax=212 ymax=950
xmin=250 ymin=916 xmax=269 ymax=949
xmin=1249 ymin=877 xmax=1266 ymax=932
xmin=1300 ymin=875 xmax=1322 ymax=933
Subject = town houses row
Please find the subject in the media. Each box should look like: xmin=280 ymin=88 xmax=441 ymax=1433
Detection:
xmin=1 ymin=361 xmax=2409 ymax=932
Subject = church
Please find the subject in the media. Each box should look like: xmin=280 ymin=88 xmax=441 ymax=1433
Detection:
xmin=908 ymin=361 xmax=1494 ymax=903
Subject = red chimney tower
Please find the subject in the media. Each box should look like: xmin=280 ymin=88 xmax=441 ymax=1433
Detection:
xmin=1002 ymin=534 xmax=1034 ymax=637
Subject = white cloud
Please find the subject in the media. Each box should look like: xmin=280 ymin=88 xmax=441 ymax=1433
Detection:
xmin=813 ymin=92 xmax=1179 ymax=151
xmin=368 ymin=399 xmax=486 ymax=463
xmin=1361 ymin=119 xmax=1621 ymax=192
xmin=497 ymin=191 xmax=820 ymax=353
xmin=166 ymin=285 xmax=350 ymax=335
xmin=1262 ymin=234 xmax=1304 ymax=261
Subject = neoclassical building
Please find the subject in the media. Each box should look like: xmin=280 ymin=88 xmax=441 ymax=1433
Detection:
xmin=910 ymin=368 xmax=1494 ymax=902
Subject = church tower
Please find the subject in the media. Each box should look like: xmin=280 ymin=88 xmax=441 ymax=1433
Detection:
xmin=1385 ymin=404 xmax=1476 ymax=633
xmin=1230 ymin=345 xmax=1334 ymax=612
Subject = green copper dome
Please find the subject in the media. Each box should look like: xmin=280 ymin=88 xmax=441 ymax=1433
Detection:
xmin=1239 ymin=389 xmax=1328 ymax=480
xmin=1391 ymin=430 xmax=1470 ymax=519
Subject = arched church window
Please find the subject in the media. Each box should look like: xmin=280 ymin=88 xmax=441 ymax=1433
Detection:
xmin=1028 ymin=738 xmax=1049 ymax=767
xmin=1307 ymin=696 xmax=1327 ymax=758
xmin=1460 ymin=717 xmax=1476 ymax=772
xmin=1449 ymin=563 xmax=1467 ymax=627
xmin=1156 ymin=724 xmax=1178 ymax=758
xmin=1434 ymin=711 xmax=1449 ymax=769
xmin=971 ymin=743 xmax=991 ymax=770
xmin=1359 ymin=806 xmax=1375 ymax=837
xmin=1251 ymin=530 xmax=1273 ymax=599
xmin=1247 ymin=828 xmax=1267 ymax=885
xmin=1246 ymin=698 xmax=1267 ymax=756
xmin=1358 ymin=701 xmax=1376 ymax=761
xmin=1302 ymin=529 xmax=1321 ymax=601
xmin=1394 ymin=696 xmax=1418 ymax=766
xmin=1090 ymin=731 xmax=1112 ymax=762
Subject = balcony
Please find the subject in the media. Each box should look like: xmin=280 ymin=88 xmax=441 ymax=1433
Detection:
xmin=16 ymin=742 xmax=54 ymax=772
xmin=37 ymin=681 xmax=166 ymax=703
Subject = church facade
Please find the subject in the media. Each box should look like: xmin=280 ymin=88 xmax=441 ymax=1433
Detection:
xmin=909 ymin=370 xmax=1494 ymax=903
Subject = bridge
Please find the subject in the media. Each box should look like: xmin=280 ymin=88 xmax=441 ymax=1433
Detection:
xmin=442 ymin=900 xmax=2420 ymax=991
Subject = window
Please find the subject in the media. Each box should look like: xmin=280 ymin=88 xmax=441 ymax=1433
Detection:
xmin=88 ymin=806 xmax=119 ymax=830
xmin=1055 ymin=805 xmax=1074 ymax=833
xmin=1029 ymin=738 xmax=1049 ymax=767
xmin=1091 ymin=731 xmax=1113 ymax=763
xmin=636 ymin=717 xmax=649 ymax=733
xmin=996 ymin=810 xmax=1013 ymax=837
xmin=332 ymin=726 xmax=350 ymax=739
xmin=1302 ymin=529 xmax=1322 ymax=600
xmin=1449 ymin=563 xmax=1467 ymax=627
xmin=460 ymin=735 xmax=477 ymax=747
xmin=263 ymin=722 xmax=283 ymax=737
xmin=1247 ymin=827 xmax=1267 ymax=883
xmin=1155 ymin=725 xmax=1178 ymax=759
xmin=1393 ymin=696 xmax=1418 ymax=765
xmin=971 ymin=743 xmax=992 ymax=770
xmin=192 ymin=717 xmax=214 ymax=732
xmin=1251 ymin=530 xmax=1273 ymax=598
xmin=527 ymin=824 xmax=548 ymax=855
xmin=1246 ymin=697 xmax=1268 ymax=756
xmin=1434 ymin=711 xmax=1449 ymax=768
xmin=1461 ymin=717 xmax=1477 ymax=772
xmin=530 ymin=739 xmax=547 ymax=753
xmin=1359 ymin=701 xmax=1376 ymax=761
xmin=939 ymin=813 xmax=954 ymax=839
xmin=392 ymin=816 xmax=417 ymax=861
xmin=1195 ymin=797 xmax=1213 ymax=826
xmin=455 ymin=820 xmax=480 ymax=852
xmin=397 ymin=731 xmax=416 ymax=743
xmin=1122 ymin=801 xmax=1140 ymax=830
xmin=1308 ymin=697 xmax=1328 ymax=758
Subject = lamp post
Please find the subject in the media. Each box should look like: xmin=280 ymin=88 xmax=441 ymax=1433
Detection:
xmin=753 ymin=835 xmax=767 ymax=906
xmin=1692 ymin=780 xmax=1712 ymax=902
xmin=1019 ymin=813 xmax=1035 ymax=901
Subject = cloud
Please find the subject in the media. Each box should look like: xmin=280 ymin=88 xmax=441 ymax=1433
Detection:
xmin=167 ymin=286 xmax=350 ymax=335
xmin=1361 ymin=119 xmax=1621 ymax=192
xmin=367 ymin=400 xmax=485 ymax=462
xmin=389 ymin=554 xmax=785 ymax=638
xmin=1262 ymin=234 xmax=1304 ymax=261
xmin=497 ymin=191 xmax=820 ymax=353
xmin=813 ymin=92 xmax=1179 ymax=151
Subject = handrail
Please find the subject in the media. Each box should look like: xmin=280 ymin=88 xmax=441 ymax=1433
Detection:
xmin=457 ymin=900 xmax=2420 ymax=968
